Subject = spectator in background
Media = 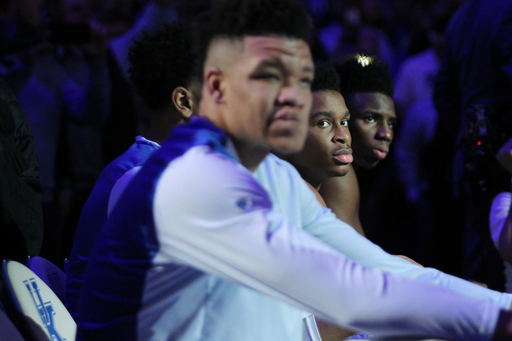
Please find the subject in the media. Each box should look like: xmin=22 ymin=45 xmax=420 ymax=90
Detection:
xmin=392 ymin=13 xmax=450 ymax=266
xmin=490 ymin=138 xmax=512 ymax=293
xmin=354 ymin=25 xmax=396 ymax=76
xmin=1 ymin=0 xmax=113 ymax=266
xmin=434 ymin=0 xmax=512 ymax=290
xmin=393 ymin=15 xmax=447 ymax=117
xmin=0 ymin=0 xmax=45 ymax=56
xmin=0 ymin=0 xmax=45 ymax=263
xmin=0 ymin=76 xmax=43 ymax=263
xmin=56 ymin=0 xmax=113 ymax=264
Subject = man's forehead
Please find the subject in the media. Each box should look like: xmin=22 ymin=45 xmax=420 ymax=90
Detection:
xmin=210 ymin=36 xmax=312 ymax=64
xmin=242 ymin=36 xmax=310 ymax=54
xmin=311 ymin=91 xmax=348 ymax=115
xmin=351 ymin=92 xmax=395 ymax=115
xmin=313 ymin=91 xmax=345 ymax=105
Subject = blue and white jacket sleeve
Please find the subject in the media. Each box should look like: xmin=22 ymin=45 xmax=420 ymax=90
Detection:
xmin=152 ymin=146 xmax=500 ymax=341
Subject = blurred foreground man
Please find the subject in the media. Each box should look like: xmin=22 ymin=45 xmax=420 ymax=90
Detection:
xmin=77 ymin=0 xmax=512 ymax=340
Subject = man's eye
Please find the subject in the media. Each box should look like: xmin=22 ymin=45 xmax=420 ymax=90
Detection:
xmin=316 ymin=120 xmax=331 ymax=128
xmin=300 ymin=78 xmax=313 ymax=88
xmin=257 ymin=73 xmax=279 ymax=81
xmin=341 ymin=120 xmax=349 ymax=126
xmin=388 ymin=120 xmax=396 ymax=129
xmin=365 ymin=116 xmax=376 ymax=123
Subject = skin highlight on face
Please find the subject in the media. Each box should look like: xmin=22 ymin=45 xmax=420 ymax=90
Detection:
xmin=346 ymin=92 xmax=396 ymax=169
xmin=200 ymin=36 xmax=314 ymax=171
xmin=286 ymin=90 xmax=353 ymax=190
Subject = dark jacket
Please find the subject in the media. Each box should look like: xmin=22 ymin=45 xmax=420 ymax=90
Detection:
xmin=0 ymin=76 xmax=43 ymax=259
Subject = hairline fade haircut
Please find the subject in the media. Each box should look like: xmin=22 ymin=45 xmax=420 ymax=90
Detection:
xmin=128 ymin=21 xmax=197 ymax=113
xmin=311 ymin=62 xmax=341 ymax=94
xmin=334 ymin=54 xmax=394 ymax=99
xmin=193 ymin=0 xmax=312 ymax=84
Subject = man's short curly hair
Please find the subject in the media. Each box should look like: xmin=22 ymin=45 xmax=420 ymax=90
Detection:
xmin=128 ymin=22 xmax=196 ymax=112
xmin=193 ymin=0 xmax=311 ymax=82
xmin=311 ymin=63 xmax=340 ymax=93
xmin=335 ymin=54 xmax=394 ymax=98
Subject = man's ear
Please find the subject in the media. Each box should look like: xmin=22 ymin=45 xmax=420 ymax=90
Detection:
xmin=172 ymin=87 xmax=195 ymax=119
xmin=204 ymin=66 xmax=224 ymax=104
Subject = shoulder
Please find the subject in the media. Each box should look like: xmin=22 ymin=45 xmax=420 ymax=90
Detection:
xmin=101 ymin=140 xmax=157 ymax=181
xmin=154 ymin=145 xmax=272 ymax=219
xmin=318 ymin=165 xmax=360 ymax=216
xmin=320 ymin=166 xmax=359 ymax=201
xmin=255 ymin=153 xmax=305 ymax=184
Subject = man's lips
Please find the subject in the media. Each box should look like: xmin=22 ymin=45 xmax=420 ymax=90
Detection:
xmin=269 ymin=111 xmax=299 ymax=123
xmin=373 ymin=147 xmax=388 ymax=159
xmin=268 ymin=111 xmax=301 ymax=134
xmin=332 ymin=148 xmax=353 ymax=164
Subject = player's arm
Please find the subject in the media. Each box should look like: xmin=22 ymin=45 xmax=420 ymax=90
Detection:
xmin=319 ymin=165 xmax=365 ymax=236
xmin=154 ymin=149 xmax=504 ymax=340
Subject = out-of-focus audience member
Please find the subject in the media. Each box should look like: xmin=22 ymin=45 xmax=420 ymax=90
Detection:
xmin=56 ymin=0 xmax=113 ymax=263
xmin=65 ymin=21 xmax=199 ymax=319
xmin=103 ymin=0 xmax=209 ymax=165
xmin=0 ymin=0 xmax=45 ymax=56
xmin=10 ymin=0 xmax=112 ymax=267
xmin=319 ymin=54 xmax=396 ymax=237
xmin=434 ymin=0 xmax=512 ymax=290
xmin=0 ymin=0 xmax=45 ymax=264
xmin=354 ymin=25 xmax=396 ymax=76
xmin=392 ymin=13 xmax=450 ymax=265
xmin=0 ymin=76 xmax=43 ymax=263
xmin=490 ymin=138 xmax=512 ymax=293
xmin=393 ymin=15 xmax=447 ymax=117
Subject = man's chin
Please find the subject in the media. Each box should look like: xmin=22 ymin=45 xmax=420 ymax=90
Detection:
xmin=328 ymin=166 xmax=350 ymax=178
xmin=358 ymin=158 xmax=381 ymax=169
xmin=268 ymin=138 xmax=306 ymax=155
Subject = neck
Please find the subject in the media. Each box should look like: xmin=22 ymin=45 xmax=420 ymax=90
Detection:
xmin=304 ymin=175 xmax=322 ymax=191
xmin=145 ymin=110 xmax=183 ymax=145
xmin=231 ymin=138 xmax=269 ymax=172
xmin=282 ymin=156 xmax=323 ymax=190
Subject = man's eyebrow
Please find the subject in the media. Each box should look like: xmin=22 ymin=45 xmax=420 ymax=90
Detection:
xmin=256 ymin=59 xmax=283 ymax=70
xmin=363 ymin=110 xmax=397 ymax=120
xmin=310 ymin=111 xmax=333 ymax=119
xmin=303 ymin=65 xmax=314 ymax=74
xmin=362 ymin=110 xmax=383 ymax=117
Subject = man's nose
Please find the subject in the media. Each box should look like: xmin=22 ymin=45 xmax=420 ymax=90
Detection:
xmin=376 ymin=123 xmax=392 ymax=141
xmin=333 ymin=125 xmax=351 ymax=145
xmin=277 ymin=84 xmax=305 ymax=108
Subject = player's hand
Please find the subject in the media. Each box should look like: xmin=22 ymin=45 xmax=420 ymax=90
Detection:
xmin=496 ymin=138 xmax=512 ymax=176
